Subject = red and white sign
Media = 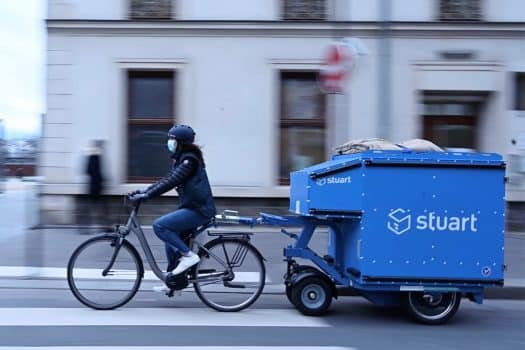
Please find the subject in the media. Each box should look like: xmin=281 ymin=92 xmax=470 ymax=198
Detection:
xmin=319 ymin=43 xmax=354 ymax=94
xmin=319 ymin=38 xmax=367 ymax=94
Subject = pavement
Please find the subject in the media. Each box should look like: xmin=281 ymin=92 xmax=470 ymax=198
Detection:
xmin=0 ymin=178 xmax=524 ymax=300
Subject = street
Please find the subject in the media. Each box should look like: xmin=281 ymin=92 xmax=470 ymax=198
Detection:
xmin=0 ymin=287 xmax=523 ymax=349
xmin=0 ymin=181 xmax=524 ymax=349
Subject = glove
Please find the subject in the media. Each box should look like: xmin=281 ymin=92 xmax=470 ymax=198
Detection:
xmin=127 ymin=189 xmax=144 ymax=196
xmin=128 ymin=192 xmax=148 ymax=205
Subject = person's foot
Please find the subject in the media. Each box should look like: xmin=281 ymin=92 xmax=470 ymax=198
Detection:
xmin=171 ymin=251 xmax=200 ymax=275
xmin=152 ymin=285 xmax=182 ymax=296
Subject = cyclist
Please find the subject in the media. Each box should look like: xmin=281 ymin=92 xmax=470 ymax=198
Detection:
xmin=129 ymin=124 xmax=216 ymax=292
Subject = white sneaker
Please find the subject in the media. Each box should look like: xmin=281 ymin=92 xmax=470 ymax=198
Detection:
xmin=152 ymin=285 xmax=170 ymax=293
xmin=152 ymin=285 xmax=182 ymax=296
xmin=172 ymin=251 xmax=200 ymax=275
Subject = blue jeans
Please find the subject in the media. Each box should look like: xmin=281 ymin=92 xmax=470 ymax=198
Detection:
xmin=152 ymin=208 xmax=209 ymax=271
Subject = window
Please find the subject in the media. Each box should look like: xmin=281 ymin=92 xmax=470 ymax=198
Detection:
xmin=280 ymin=71 xmax=326 ymax=184
xmin=422 ymin=102 xmax=477 ymax=151
xmin=127 ymin=70 xmax=174 ymax=181
xmin=516 ymin=73 xmax=525 ymax=111
xmin=282 ymin=0 xmax=326 ymax=20
xmin=130 ymin=0 xmax=172 ymax=20
xmin=440 ymin=0 xmax=481 ymax=21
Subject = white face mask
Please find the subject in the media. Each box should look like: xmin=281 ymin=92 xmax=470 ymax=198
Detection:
xmin=167 ymin=139 xmax=177 ymax=153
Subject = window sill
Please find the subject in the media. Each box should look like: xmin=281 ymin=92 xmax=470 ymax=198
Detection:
xmin=39 ymin=183 xmax=291 ymax=198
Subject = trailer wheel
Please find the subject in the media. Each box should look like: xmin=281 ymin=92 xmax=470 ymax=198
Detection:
xmin=291 ymin=276 xmax=333 ymax=316
xmin=404 ymin=291 xmax=461 ymax=325
xmin=285 ymin=265 xmax=321 ymax=306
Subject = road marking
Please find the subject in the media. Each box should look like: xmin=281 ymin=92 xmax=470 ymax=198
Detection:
xmin=0 ymin=266 xmax=270 ymax=282
xmin=0 ymin=308 xmax=329 ymax=327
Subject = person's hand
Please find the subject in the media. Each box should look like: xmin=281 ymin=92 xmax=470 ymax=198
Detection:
xmin=127 ymin=191 xmax=148 ymax=205
xmin=127 ymin=189 xmax=144 ymax=197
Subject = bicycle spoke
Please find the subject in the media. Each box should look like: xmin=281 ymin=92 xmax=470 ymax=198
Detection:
xmin=230 ymin=242 xmax=249 ymax=268
xmin=193 ymin=239 xmax=265 ymax=312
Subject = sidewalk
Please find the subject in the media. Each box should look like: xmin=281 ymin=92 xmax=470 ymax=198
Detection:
xmin=0 ymin=225 xmax=523 ymax=299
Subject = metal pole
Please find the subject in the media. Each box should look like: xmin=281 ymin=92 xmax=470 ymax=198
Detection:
xmin=378 ymin=0 xmax=391 ymax=140
xmin=327 ymin=0 xmax=350 ymax=155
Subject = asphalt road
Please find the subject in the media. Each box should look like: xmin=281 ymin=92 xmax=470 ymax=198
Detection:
xmin=0 ymin=287 xmax=523 ymax=349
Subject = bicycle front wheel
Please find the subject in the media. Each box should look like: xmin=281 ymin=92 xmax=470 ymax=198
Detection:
xmin=67 ymin=236 xmax=144 ymax=310
xmin=193 ymin=238 xmax=265 ymax=312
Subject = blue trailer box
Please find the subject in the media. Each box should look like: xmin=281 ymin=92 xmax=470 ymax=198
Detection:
xmin=289 ymin=150 xmax=506 ymax=283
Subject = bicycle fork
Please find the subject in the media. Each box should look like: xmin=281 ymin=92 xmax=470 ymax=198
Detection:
xmin=102 ymin=236 xmax=124 ymax=277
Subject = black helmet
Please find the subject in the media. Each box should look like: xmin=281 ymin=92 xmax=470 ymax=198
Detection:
xmin=168 ymin=125 xmax=195 ymax=144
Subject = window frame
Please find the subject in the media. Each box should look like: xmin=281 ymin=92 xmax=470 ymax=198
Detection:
xmin=126 ymin=69 xmax=175 ymax=183
xmin=515 ymin=73 xmax=525 ymax=111
xmin=422 ymin=102 xmax=478 ymax=150
xmin=279 ymin=70 xmax=326 ymax=185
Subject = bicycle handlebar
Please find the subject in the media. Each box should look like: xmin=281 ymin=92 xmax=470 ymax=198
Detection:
xmin=125 ymin=194 xmax=142 ymax=213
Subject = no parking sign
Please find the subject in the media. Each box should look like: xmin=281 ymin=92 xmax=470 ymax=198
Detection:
xmin=319 ymin=38 xmax=368 ymax=94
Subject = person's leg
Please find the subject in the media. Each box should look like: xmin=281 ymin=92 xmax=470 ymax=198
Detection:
xmin=86 ymin=195 xmax=97 ymax=233
xmin=97 ymin=194 xmax=111 ymax=231
xmin=153 ymin=209 xmax=205 ymax=253
xmin=78 ymin=196 xmax=90 ymax=234
xmin=165 ymin=244 xmax=179 ymax=273
xmin=153 ymin=208 xmax=209 ymax=267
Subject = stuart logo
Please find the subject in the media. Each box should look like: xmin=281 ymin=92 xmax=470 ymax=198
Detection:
xmin=387 ymin=208 xmax=411 ymax=235
xmin=316 ymin=178 xmax=327 ymax=186
xmin=315 ymin=176 xmax=352 ymax=186
xmin=387 ymin=208 xmax=479 ymax=235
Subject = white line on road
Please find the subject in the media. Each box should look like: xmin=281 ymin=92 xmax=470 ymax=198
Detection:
xmin=0 ymin=346 xmax=356 ymax=350
xmin=0 ymin=308 xmax=330 ymax=328
xmin=0 ymin=266 xmax=270 ymax=283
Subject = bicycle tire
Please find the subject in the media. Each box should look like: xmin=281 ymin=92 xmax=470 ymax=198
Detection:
xmin=67 ymin=235 xmax=144 ymax=310
xmin=193 ymin=238 xmax=266 ymax=312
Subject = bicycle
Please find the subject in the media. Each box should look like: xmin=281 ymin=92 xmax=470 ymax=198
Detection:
xmin=67 ymin=197 xmax=266 ymax=312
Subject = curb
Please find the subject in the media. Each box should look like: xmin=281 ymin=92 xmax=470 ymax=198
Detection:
xmin=484 ymin=286 xmax=525 ymax=300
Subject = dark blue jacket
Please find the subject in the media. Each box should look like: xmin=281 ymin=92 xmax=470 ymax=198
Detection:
xmin=145 ymin=150 xmax=216 ymax=218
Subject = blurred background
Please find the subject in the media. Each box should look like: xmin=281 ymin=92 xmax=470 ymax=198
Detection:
xmin=1 ymin=4 xmax=525 ymax=347
xmin=1 ymin=0 xmax=525 ymax=230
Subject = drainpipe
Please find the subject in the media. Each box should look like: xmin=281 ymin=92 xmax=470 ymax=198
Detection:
xmin=378 ymin=0 xmax=391 ymax=140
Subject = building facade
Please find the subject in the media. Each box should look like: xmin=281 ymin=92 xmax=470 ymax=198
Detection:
xmin=43 ymin=0 xmax=525 ymax=225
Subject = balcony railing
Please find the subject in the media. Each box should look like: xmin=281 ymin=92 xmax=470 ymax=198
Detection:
xmin=130 ymin=0 xmax=172 ymax=20
xmin=282 ymin=0 xmax=326 ymax=21
xmin=440 ymin=0 xmax=481 ymax=21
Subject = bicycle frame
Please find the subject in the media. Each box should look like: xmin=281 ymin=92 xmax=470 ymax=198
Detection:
xmin=106 ymin=202 xmax=237 ymax=283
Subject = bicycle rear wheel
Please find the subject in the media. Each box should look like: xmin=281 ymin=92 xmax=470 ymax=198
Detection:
xmin=67 ymin=236 xmax=144 ymax=310
xmin=193 ymin=238 xmax=265 ymax=312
